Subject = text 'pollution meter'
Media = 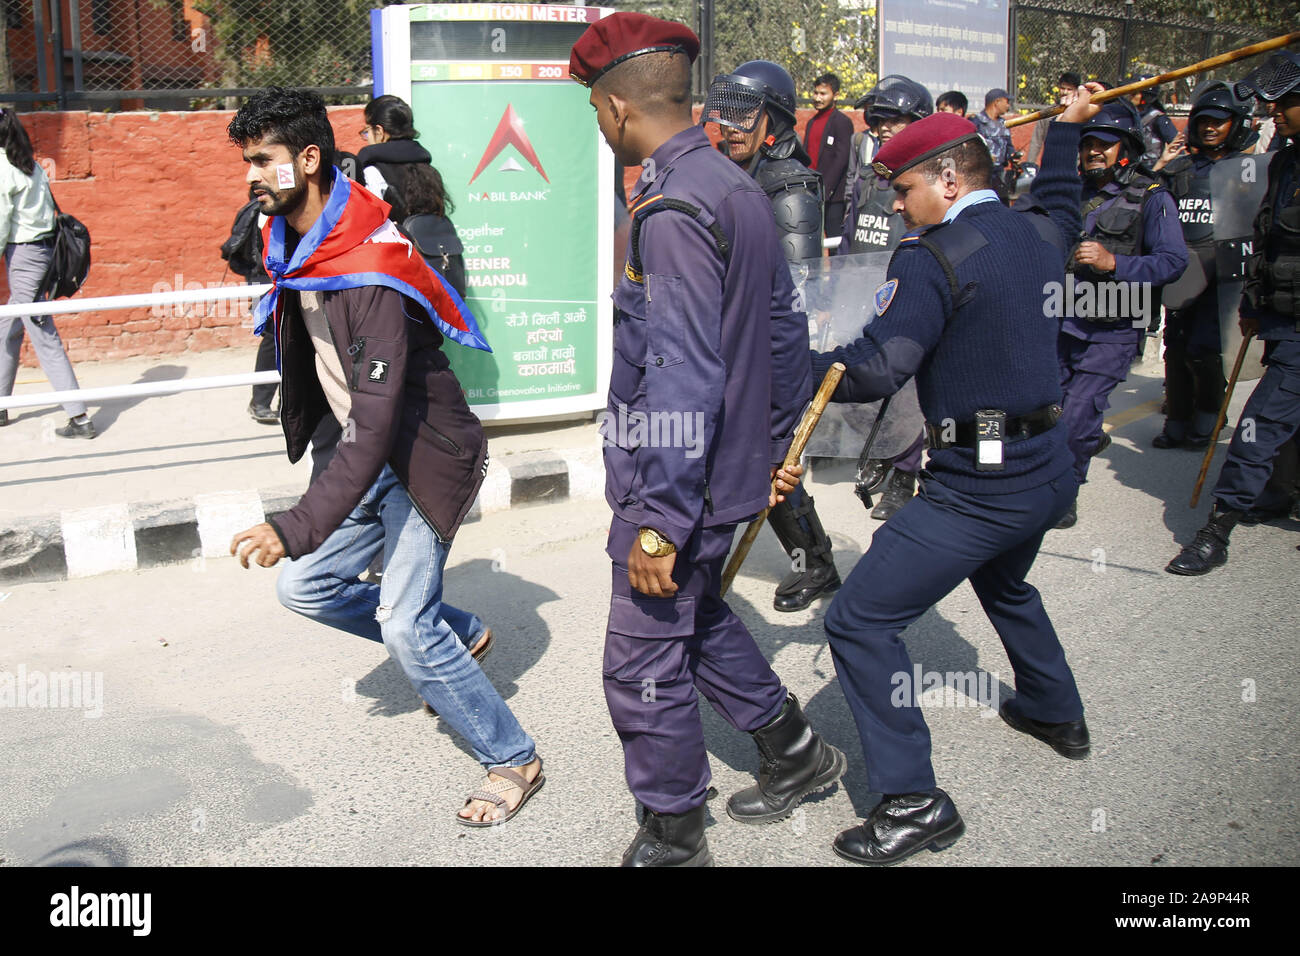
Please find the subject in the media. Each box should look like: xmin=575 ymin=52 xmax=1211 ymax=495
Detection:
xmin=372 ymin=3 xmax=614 ymax=421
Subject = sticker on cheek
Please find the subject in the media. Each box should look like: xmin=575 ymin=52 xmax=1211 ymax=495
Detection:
xmin=276 ymin=163 xmax=296 ymax=189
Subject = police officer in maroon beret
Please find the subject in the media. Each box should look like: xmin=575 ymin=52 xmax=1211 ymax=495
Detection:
xmin=571 ymin=11 xmax=844 ymax=866
xmin=796 ymin=88 xmax=1107 ymax=864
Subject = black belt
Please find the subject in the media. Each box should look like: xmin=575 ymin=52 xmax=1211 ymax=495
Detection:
xmin=926 ymin=403 xmax=1062 ymax=450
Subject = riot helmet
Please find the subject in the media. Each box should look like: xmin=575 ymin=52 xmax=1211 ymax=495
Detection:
xmin=854 ymin=75 xmax=933 ymax=127
xmin=1186 ymin=80 xmax=1258 ymax=153
xmin=1125 ymin=74 xmax=1164 ymax=111
xmin=1234 ymin=50 xmax=1300 ymax=102
xmin=1079 ymin=103 xmax=1146 ymax=183
xmin=703 ymin=60 xmax=806 ymax=165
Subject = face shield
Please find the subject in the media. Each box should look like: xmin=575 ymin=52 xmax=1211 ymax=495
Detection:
xmin=702 ymin=75 xmax=768 ymax=133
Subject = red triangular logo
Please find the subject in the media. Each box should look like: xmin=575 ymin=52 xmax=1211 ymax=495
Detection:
xmin=468 ymin=104 xmax=549 ymax=184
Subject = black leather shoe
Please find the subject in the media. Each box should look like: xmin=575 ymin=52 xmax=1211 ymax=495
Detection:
xmin=1092 ymin=432 xmax=1111 ymax=456
xmin=0 ymin=409 xmax=8 ymax=427
xmin=773 ymin=562 xmax=841 ymax=612
xmin=870 ymin=469 xmax=916 ymax=521
xmin=832 ymin=789 xmax=965 ymax=866
xmin=1151 ymin=430 xmax=1180 ymax=449
xmin=1054 ymin=499 xmax=1077 ymax=529
xmin=621 ymin=804 xmax=713 ymax=867
xmin=727 ymin=693 xmax=846 ymax=824
xmin=55 ymin=417 xmax=97 ymax=440
xmin=248 ymin=401 xmax=279 ymax=425
xmin=1166 ymin=507 xmax=1241 ymax=576
xmin=999 ymin=698 xmax=1090 ymax=759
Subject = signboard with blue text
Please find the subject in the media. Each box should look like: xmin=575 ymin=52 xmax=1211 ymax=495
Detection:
xmin=878 ymin=0 xmax=1009 ymax=106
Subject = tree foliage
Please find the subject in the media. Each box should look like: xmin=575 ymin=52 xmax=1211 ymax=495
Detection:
xmin=193 ymin=0 xmax=374 ymax=92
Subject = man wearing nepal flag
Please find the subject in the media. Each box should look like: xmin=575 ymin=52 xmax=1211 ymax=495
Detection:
xmin=228 ymin=87 xmax=544 ymax=828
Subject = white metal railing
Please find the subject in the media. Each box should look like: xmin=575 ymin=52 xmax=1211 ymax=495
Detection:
xmin=0 ymin=285 xmax=278 ymax=411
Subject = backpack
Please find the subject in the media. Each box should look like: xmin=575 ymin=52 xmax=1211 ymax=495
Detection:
xmin=400 ymin=213 xmax=467 ymax=298
xmin=220 ymin=199 xmax=268 ymax=281
xmin=36 ymin=198 xmax=91 ymax=300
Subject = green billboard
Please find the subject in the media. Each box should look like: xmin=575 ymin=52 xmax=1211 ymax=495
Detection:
xmin=373 ymin=3 xmax=614 ymax=422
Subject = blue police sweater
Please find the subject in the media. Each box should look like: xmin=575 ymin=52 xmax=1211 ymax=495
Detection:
xmin=811 ymin=121 xmax=1083 ymax=494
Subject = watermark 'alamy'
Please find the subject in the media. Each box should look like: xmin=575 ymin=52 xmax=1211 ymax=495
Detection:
xmin=597 ymin=405 xmax=707 ymax=459
xmin=1042 ymin=276 xmax=1151 ymax=329
xmin=50 ymin=886 xmax=150 ymax=936
xmin=0 ymin=665 xmax=103 ymax=718
xmin=890 ymin=665 xmax=999 ymax=714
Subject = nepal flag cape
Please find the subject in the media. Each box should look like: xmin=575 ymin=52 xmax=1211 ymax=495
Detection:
xmin=253 ymin=165 xmax=490 ymax=353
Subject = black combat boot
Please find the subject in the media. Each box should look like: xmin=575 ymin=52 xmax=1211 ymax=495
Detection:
xmin=870 ymin=469 xmax=916 ymax=521
xmin=726 ymin=693 xmax=846 ymax=824
xmin=768 ymin=496 xmax=840 ymax=613
xmin=621 ymin=804 xmax=712 ymax=867
xmin=1166 ymin=505 xmax=1243 ymax=576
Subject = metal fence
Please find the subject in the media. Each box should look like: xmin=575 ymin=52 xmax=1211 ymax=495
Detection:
xmin=0 ymin=1 xmax=1292 ymax=113
xmin=1 ymin=0 xmax=379 ymax=110
xmin=1011 ymin=0 xmax=1276 ymax=110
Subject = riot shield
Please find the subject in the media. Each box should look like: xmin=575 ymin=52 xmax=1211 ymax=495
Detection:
xmin=1212 ymin=154 xmax=1269 ymax=380
xmin=791 ymin=252 xmax=925 ymax=460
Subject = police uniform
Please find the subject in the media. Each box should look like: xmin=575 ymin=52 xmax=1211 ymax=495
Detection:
xmin=703 ymin=61 xmax=842 ymax=612
xmin=1058 ymin=111 xmax=1188 ymax=520
xmin=570 ymin=13 xmax=845 ymax=867
xmin=1168 ymin=127 xmax=1300 ymax=574
xmin=1157 ymin=81 xmax=1263 ymax=449
xmin=809 ymin=112 xmax=1090 ymax=865
xmin=832 ymin=75 xmax=936 ymax=517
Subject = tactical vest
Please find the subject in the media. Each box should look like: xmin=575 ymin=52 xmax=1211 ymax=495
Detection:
xmin=1162 ymin=155 xmax=1215 ymax=245
xmin=846 ymin=174 xmax=904 ymax=253
xmin=1249 ymin=146 xmax=1300 ymax=321
xmin=753 ymin=157 xmax=824 ymax=263
xmin=1071 ymin=175 xmax=1163 ymax=323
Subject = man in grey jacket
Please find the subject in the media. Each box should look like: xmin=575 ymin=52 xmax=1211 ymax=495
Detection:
xmin=227 ymin=87 xmax=543 ymax=828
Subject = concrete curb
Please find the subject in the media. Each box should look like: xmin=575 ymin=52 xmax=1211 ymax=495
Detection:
xmin=0 ymin=448 xmax=604 ymax=584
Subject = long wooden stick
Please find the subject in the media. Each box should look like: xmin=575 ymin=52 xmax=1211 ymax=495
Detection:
xmin=1007 ymin=31 xmax=1300 ymax=129
xmin=1191 ymin=334 xmax=1255 ymax=508
xmin=720 ymin=363 xmax=845 ymax=596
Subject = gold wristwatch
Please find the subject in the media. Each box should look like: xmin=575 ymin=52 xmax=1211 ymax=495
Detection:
xmin=638 ymin=527 xmax=677 ymax=558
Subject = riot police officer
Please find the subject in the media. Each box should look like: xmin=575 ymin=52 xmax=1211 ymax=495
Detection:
xmin=1168 ymin=51 xmax=1300 ymax=574
xmin=703 ymin=61 xmax=839 ymax=611
xmin=1156 ymin=82 xmax=1260 ymax=450
xmin=836 ymin=75 xmax=934 ymax=521
xmin=1126 ymin=77 xmax=1180 ymax=172
xmin=1055 ymin=104 xmax=1188 ymax=528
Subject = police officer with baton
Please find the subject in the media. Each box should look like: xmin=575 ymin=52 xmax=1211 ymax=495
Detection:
xmin=789 ymin=87 xmax=1106 ymax=865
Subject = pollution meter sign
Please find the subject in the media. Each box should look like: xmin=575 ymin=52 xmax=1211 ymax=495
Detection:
xmin=371 ymin=3 xmax=614 ymax=421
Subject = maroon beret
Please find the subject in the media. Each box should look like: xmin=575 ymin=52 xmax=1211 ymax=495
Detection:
xmin=569 ymin=12 xmax=699 ymax=88
xmin=871 ymin=113 xmax=982 ymax=180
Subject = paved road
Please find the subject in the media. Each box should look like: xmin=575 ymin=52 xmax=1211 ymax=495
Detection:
xmin=1 ymin=356 xmax=1296 ymax=867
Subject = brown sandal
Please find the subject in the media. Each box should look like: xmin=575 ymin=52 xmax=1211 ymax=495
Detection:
xmin=456 ymin=758 xmax=545 ymax=828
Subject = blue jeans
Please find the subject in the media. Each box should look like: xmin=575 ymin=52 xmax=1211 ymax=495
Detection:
xmin=277 ymin=464 xmax=536 ymax=770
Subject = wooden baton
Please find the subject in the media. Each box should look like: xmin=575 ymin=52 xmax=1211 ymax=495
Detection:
xmin=719 ymin=362 xmax=846 ymax=596
xmin=1007 ymin=31 xmax=1300 ymax=129
xmin=1191 ymin=333 xmax=1255 ymax=508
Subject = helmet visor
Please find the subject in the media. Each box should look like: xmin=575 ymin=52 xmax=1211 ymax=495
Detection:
xmin=702 ymin=76 xmax=767 ymax=133
xmin=1236 ymin=55 xmax=1300 ymax=102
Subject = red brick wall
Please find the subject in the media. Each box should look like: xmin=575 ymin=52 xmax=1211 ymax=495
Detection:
xmin=8 ymin=105 xmax=363 ymax=367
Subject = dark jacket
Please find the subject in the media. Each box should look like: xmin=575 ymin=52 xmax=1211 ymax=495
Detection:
xmin=269 ymin=284 xmax=488 ymax=558
xmin=803 ymin=108 xmax=854 ymax=204
xmin=608 ymin=125 xmax=811 ymax=548
xmin=357 ymin=139 xmax=435 ymax=223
